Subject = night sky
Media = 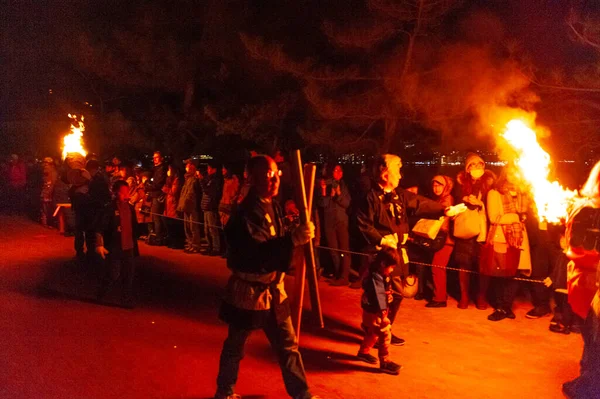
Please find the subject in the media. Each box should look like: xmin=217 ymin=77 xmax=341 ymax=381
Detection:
xmin=1 ymin=0 xmax=600 ymax=158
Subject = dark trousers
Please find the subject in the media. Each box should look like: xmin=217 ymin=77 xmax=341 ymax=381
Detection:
xmin=183 ymin=211 xmax=202 ymax=249
xmin=492 ymin=276 xmax=519 ymax=311
xmin=216 ymin=316 xmax=311 ymax=399
xmin=564 ymin=309 xmax=600 ymax=398
xmin=323 ymin=219 xmax=350 ymax=280
xmin=40 ymin=200 xmax=54 ymax=226
xmin=98 ymin=249 xmax=136 ymax=301
xmin=203 ymin=211 xmax=221 ymax=252
xmin=151 ymin=198 xmax=165 ymax=238
xmin=455 ymin=238 xmax=488 ymax=306
xmin=527 ymin=242 xmax=552 ymax=308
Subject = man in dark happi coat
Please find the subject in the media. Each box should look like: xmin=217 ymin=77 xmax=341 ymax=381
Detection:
xmin=355 ymin=154 xmax=464 ymax=346
xmin=215 ymin=155 xmax=321 ymax=399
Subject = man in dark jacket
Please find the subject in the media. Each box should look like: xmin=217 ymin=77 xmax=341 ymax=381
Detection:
xmin=145 ymin=151 xmax=168 ymax=244
xmin=215 ymin=155 xmax=320 ymax=399
xmin=199 ymin=160 xmax=222 ymax=256
xmin=178 ymin=158 xmax=202 ymax=253
xmin=95 ymin=180 xmax=139 ymax=309
xmin=355 ymin=154 xmax=464 ymax=346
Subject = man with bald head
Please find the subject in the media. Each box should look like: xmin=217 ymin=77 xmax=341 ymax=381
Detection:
xmin=214 ymin=155 xmax=321 ymax=399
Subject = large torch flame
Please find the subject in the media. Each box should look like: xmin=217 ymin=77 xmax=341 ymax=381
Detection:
xmin=501 ymin=119 xmax=579 ymax=223
xmin=62 ymin=114 xmax=87 ymax=160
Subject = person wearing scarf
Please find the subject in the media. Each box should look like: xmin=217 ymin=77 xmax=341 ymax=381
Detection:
xmin=485 ymin=167 xmax=532 ymax=322
xmin=454 ymin=152 xmax=496 ymax=310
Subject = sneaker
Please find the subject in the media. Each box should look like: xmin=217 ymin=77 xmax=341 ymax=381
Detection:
xmin=525 ymin=306 xmax=551 ymax=319
xmin=380 ymin=360 xmax=402 ymax=375
xmin=488 ymin=309 xmax=508 ymax=322
xmin=505 ymin=309 xmax=516 ymax=319
xmin=425 ymin=300 xmax=447 ymax=308
xmin=391 ymin=335 xmax=405 ymax=346
xmin=356 ymin=352 xmax=378 ymax=364
xmin=549 ymin=323 xmax=571 ymax=335
xmin=329 ymin=278 xmax=350 ymax=287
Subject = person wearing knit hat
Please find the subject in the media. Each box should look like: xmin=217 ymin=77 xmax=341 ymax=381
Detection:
xmin=426 ymin=175 xmax=455 ymax=308
xmin=454 ymin=152 xmax=497 ymax=310
xmin=465 ymin=152 xmax=485 ymax=178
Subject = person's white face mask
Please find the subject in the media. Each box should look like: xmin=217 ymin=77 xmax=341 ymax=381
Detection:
xmin=470 ymin=169 xmax=484 ymax=179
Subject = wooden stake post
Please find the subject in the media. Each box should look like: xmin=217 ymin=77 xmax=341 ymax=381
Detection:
xmin=290 ymin=150 xmax=324 ymax=340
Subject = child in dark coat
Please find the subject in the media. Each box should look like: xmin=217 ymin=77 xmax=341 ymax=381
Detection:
xmin=356 ymin=247 xmax=402 ymax=375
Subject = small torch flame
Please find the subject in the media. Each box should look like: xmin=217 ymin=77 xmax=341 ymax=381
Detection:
xmin=501 ymin=119 xmax=578 ymax=223
xmin=62 ymin=114 xmax=87 ymax=160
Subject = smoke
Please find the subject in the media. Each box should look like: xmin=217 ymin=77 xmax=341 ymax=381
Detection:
xmin=401 ymin=11 xmax=543 ymax=151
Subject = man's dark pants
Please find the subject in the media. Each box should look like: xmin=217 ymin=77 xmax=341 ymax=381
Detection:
xmin=216 ymin=315 xmax=311 ymax=398
xmin=203 ymin=210 xmax=221 ymax=253
xmin=151 ymin=197 xmax=165 ymax=239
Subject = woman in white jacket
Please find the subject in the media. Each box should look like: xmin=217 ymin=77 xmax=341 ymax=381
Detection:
xmin=485 ymin=166 xmax=531 ymax=322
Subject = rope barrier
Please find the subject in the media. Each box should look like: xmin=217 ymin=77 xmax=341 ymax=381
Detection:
xmin=145 ymin=211 xmax=547 ymax=285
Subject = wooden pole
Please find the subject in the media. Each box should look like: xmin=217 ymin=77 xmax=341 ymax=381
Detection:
xmin=303 ymin=163 xmax=324 ymax=328
xmin=290 ymin=151 xmax=324 ymax=340
xmin=290 ymin=151 xmax=307 ymax=337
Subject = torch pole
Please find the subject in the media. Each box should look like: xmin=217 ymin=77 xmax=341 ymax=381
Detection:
xmin=290 ymin=150 xmax=323 ymax=341
xmin=303 ymin=163 xmax=324 ymax=329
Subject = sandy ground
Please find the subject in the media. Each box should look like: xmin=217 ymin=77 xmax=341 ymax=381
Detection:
xmin=0 ymin=215 xmax=580 ymax=399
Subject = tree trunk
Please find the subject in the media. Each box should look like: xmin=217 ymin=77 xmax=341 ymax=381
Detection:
xmin=399 ymin=0 xmax=424 ymax=84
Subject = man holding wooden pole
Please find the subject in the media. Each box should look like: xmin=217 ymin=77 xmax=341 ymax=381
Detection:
xmin=214 ymin=155 xmax=321 ymax=399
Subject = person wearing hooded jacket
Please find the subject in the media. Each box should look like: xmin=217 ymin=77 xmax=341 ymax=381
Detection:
xmin=426 ymin=175 xmax=455 ymax=308
xmin=453 ymin=152 xmax=496 ymax=310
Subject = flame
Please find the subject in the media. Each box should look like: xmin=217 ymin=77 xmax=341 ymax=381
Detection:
xmin=500 ymin=119 xmax=578 ymax=223
xmin=62 ymin=114 xmax=87 ymax=160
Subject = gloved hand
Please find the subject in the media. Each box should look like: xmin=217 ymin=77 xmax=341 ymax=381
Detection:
xmin=96 ymin=246 xmax=109 ymax=260
xmin=292 ymin=221 xmax=315 ymax=246
xmin=445 ymin=203 xmax=467 ymax=217
xmin=380 ymin=233 xmax=398 ymax=249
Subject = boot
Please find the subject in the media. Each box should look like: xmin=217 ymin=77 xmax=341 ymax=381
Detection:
xmin=476 ymin=275 xmax=490 ymax=310
xmin=458 ymin=271 xmax=470 ymax=309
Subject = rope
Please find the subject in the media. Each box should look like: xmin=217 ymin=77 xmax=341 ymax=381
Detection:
xmin=145 ymin=212 xmax=547 ymax=284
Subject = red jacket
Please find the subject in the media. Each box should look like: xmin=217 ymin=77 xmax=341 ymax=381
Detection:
xmin=566 ymin=199 xmax=600 ymax=319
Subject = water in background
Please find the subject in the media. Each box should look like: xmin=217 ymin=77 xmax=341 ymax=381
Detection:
xmin=340 ymin=162 xmax=595 ymax=198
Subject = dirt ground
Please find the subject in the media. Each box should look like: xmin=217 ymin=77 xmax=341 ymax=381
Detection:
xmin=0 ymin=216 xmax=580 ymax=399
